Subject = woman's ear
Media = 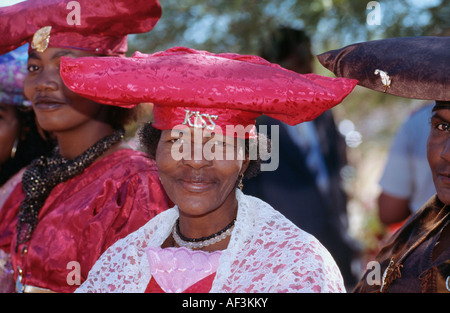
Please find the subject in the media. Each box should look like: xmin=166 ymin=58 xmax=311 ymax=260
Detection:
xmin=240 ymin=158 xmax=250 ymax=176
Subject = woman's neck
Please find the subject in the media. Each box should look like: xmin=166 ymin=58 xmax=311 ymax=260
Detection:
xmin=174 ymin=191 xmax=239 ymax=252
xmin=55 ymin=121 xmax=119 ymax=160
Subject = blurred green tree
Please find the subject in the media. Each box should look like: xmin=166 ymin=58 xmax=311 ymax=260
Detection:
xmin=129 ymin=0 xmax=449 ymax=55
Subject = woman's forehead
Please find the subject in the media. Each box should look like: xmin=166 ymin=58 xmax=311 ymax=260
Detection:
xmin=432 ymin=101 xmax=450 ymax=113
xmin=431 ymin=108 xmax=450 ymax=121
xmin=28 ymin=47 xmax=95 ymax=61
xmin=162 ymin=128 xmax=244 ymax=143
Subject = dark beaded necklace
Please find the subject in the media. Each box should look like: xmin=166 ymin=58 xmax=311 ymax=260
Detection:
xmin=16 ymin=129 xmax=125 ymax=248
xmin=175 ymin=218 xmax=236 ymax=242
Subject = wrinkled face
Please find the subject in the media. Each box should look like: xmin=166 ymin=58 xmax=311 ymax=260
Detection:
xmin=427 ymin=108 xmax=450 ymax=204
xmin=156 ymin=127 xmax=249 ymax=217
xmin=23 ymin=47 xmax=104 ymax=133
xmin=0 ymin=103 xmax=20 ymax=166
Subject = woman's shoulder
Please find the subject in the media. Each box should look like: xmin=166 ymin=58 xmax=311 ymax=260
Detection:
xmin=98 ymin=148 xmax=156 ymax=169
xmin=240 ymin=191 xmax=342 ymax=266
xmin=50 ymin=149 xmax=161 ymax=206
xmin=82 ymin=148 xmax=158 ymax=181
xmin=76 ymin=207 xmax=178 ymax=293
xmin=231 ymin=192 xmax=345 ymax=292
xmin=241 ymin=192 xmax=318 ymax=242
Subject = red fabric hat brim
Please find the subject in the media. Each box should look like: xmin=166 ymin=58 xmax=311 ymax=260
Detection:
xmin=0 ymin=0 xmax=161 ymax=56
xmin=60 ymin=47 xmax=357 ymax=137
xmin=152 ymin=106 xmax=259 ymax=138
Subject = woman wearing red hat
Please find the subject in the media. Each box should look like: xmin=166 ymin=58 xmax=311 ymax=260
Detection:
xmin=0 ymin=0 xmax=169 ymax=293
xmin=62 ymin=47 xmax=358 ymax=293
xmin=0 ymin=44 xmax=54 ymax=209
xmin=0 ymin=44 xmax=55 ymax=292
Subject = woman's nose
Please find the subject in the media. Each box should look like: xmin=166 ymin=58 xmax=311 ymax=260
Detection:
xmin=35 ymin=69 xmax=59 ymax=92
xmin=181 ymin=141 xmax=211 ymax=169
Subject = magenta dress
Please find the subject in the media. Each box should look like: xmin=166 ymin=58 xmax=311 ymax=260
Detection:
xmin=0 ymin=149 xmax=170 ymax=292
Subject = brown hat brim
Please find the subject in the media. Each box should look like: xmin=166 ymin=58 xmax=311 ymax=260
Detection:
xmin=317 ymin=36 xmax=450 ymax=101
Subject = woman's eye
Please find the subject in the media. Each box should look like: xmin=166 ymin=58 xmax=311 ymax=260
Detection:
xmin=27 ymin=64 xmax=39 ymax=72
xmin=170 ymin=138 xmax=184 ymax=144
xmin=436 ymin=123 xmax=450 ymax=131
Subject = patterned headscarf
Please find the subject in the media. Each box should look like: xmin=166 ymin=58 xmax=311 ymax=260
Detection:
xmin=0 ymin=44 xmax=28 ymax=106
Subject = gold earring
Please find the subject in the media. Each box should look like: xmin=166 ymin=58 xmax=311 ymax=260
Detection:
xmin=238 ymin=173 xmax=244 ymax=191
xmin=11 ymin=138 xmax=19 ymax=159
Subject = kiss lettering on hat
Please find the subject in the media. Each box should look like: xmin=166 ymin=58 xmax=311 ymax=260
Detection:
xmin=182 ymin=109 xmax=219 ymax=130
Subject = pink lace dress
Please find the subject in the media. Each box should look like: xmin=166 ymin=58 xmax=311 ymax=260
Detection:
xmin=77 ymin=190 xmax=345 ymax=293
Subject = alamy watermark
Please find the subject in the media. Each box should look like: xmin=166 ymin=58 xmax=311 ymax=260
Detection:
xmin=365 ymin=260 xmax=382 ymax=286
xmin=168 ymin=124 xmax=279 ymax=172
xmin=66 ymin=1 xmax=81 ymax=26
xmin=66 ymin=261 xmax=81 ymax=286
xmin=366 ymin=1 xmax=382 ymax=26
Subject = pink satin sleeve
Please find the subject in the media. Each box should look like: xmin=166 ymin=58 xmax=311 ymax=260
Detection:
xmin=76 ymin=167 xmax=170 ymax=278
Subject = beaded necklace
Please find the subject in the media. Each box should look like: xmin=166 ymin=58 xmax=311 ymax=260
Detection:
xmin=172 ymin=218 xmax=236 ymax=250
xmin=16 ymin=129 xmax=125 ymax=248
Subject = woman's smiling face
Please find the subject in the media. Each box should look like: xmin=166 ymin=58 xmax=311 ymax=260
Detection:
xmin=23 ymin=47 xmax=104 ymax=133
xmin=156 ymin=127 xmax=249 ymax=218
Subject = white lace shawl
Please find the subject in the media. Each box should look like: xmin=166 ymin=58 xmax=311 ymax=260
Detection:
xmin=76 ymin=190 xmax=345 ymax=293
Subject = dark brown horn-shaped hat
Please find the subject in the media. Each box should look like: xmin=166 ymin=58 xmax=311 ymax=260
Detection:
xmin=317 ymin=36 xmax=450 ymax=101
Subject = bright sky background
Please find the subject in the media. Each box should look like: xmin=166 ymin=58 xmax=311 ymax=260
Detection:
xmin=0 ymin=0 xmax=25 ymax=6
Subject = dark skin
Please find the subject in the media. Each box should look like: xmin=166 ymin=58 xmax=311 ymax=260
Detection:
xmin=157 ymin=128 xmax=249 ymax=252
xmin=23 ymin=47 xmax=129 ymax=160
xmin=427 ymin=108 xmax=450 ymax=261
xmin=378 ymin=193 xmax=410 ymax=225
xmin=0 ymin=103 xmax=20 ymax=168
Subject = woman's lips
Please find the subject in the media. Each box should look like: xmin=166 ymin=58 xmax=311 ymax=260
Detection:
xmin=179 ymin=178 xmax=215 ymax=193
xmin=437 ymin=172 xmax=450 ymax=185
xmin=33 ymin=98 xmax=66 ymax=111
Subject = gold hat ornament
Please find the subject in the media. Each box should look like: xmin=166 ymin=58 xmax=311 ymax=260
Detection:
xmin=31 ymin=26 xmax=52 ymax=53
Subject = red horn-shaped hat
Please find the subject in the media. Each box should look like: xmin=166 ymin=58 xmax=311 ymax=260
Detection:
xmin=60 ymin=47 xmax=358 ymax=138
xmin=0 ymin=0 xmax=161 ymax=56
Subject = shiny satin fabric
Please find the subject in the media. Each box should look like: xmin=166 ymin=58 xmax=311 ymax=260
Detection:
xmin=354 ymin=195 xmax=450 ymax=293
xmin=0 ymin=149 xmax=169 ymax=292
xmin=60 ymin=47 xmax=358 ymax=136
xmin=0 ymin=0 xmax=161 ymax=56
